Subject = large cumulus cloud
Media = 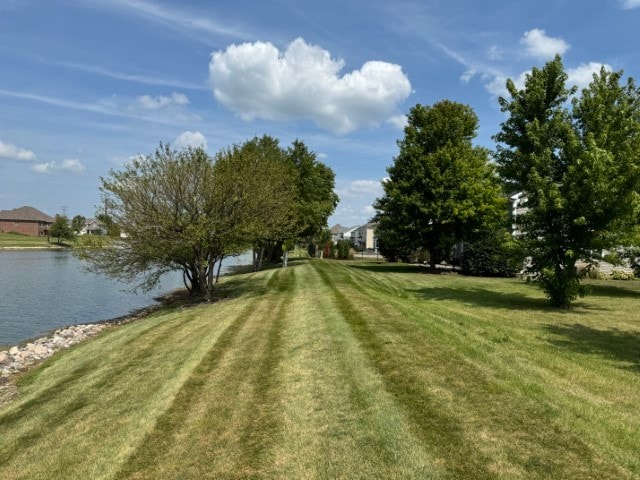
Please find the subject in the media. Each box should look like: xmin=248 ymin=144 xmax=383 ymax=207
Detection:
xmin=209 ymin=38 xmax=411 ymax=134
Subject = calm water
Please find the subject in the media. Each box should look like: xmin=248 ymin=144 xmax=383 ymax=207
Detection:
xmin=0 ymin=250 xmax=250 ymax=346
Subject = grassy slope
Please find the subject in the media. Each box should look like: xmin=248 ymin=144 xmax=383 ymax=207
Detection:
xmin=1 ymin=260 xmax=639 ymax=479
xmin=0 ymin=232 xmax=55 ymax=248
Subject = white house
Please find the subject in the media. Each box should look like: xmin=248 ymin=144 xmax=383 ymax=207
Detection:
xmin=330 ymin=224 xmax=358 ymax=243
xmin=79 ymin=218 xmax=106 ymax=235
xmin=352 ymin=222 xmax=379 ymax=250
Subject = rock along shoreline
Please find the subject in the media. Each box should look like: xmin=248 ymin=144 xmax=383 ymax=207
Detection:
xmin=0 ymin=293 xmax=179 ymax=408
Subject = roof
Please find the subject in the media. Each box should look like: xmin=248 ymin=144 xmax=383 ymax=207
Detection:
xmin=0 ymin=206 xmax=55 ymax=223
xmin=330 ymin=224 xmax=347 ymax=234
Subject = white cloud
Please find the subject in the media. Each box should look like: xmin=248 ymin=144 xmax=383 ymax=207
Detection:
xmin=137 ymin=92 xmax=189 ymax=109
xmin=31 ymin=163 xmax=53 ymax=174
xmin=484 ymin=71 xmax=527 ymax=98
xmin=31 ymin=159 xmax=86 ymax=175
xmin=487 ymin=45 xmax=503 ymax=61
xmin=567 ymin=62 xmax=612 ymax=89
xmin=175 ymin=130 xmax=208 ymax=150
xmin=487 ymin=62 xmax=612 ymax=99
xmin=0 ymin=140 xmax=37 ymax=161
xmin=460 ymin=69 xmax=476 ymax=83
xmin=363 ymin=205 xmax=376 ymax=215
xmin=209 ymin=37 xmax=412 ymax=134
xmin=337 ymin=179 xmax=384 ymax=198
xmin=0 ymin=88 xmax=196 ymax=126
xmin=99 ymin=0 xmax=248 ymax=39
xmin=59 ymin=159 xmax=86 ymax=173
xmin=520 ymin=28 xmax=569 ymax=60
xmin=387 ymin=114 xmax=408 ymax=130
xmin=620 ymin=0 xmax=640 ymax=9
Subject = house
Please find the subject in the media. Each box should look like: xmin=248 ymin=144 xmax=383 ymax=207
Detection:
xmin=79 ymin=218 xmax=106 ymax=235
xmin=330 ymin=224 xmax=358 ymax=243
xmin=352 ymin=222 xmax=379 ymax=250
xmin=0 ymin=206 xmax=54 ymax=236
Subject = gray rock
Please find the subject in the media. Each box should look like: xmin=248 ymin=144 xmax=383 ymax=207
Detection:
xmin=33 ymin=345 xmax=48 ymax=356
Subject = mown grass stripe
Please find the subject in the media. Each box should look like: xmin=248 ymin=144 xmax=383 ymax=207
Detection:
xmin=313 ymin=260 xmax=633 ymax=479
xmin=312 ymin=260 xmax=497 ymax=480
xmin=115 ymin=268 xmax=294 ymax=479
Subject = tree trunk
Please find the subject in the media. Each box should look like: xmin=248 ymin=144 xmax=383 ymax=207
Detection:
xmin=429 ymin=249 xmax=437 ymax=271
xmin=215 ymin=255 xmax=225 ymax=284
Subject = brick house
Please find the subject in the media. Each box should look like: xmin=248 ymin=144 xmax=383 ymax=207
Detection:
xmin=0 ymin=206 xmax=54 ymax=236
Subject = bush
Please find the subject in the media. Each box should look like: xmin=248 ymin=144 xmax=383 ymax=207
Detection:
xmin=336 ymin=240 xmax=353 ymax=260
xmin=538 ymin=267 xmax=588 ymax=308
xmin=610 ymin=270 xmax=635 ymax=281
xmin=461 ymin=232 xmax=523 ymax=277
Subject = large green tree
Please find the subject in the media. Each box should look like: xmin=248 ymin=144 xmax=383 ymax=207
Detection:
xmin=495 ymin=56 xmax=640 ymax=307
xmin=375 ymin=101 xmax=505 ymax=269
xmin=287 ymin=139 xmax=339 ymax=245
xmin=213 ymin=135 xmax=298 ymax=271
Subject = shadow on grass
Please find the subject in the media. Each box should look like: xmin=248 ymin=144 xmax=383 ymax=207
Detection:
xmin=410 ymin=286 xmax=558 ymax=311
xmin=545 ymin=323 xmax=640 ymax=371
xmin=148 ymin=270 xmax=273 ymax=314
xmin=349 ymin=263 xmax=422 ymax=275
xmin=583 ymin=283 xmax=640 ymax=299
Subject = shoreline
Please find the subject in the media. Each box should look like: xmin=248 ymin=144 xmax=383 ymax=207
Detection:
xmin=0 ymin=287 xmax=186 ymax=378
xmin=0 ymin=288 xmax=188 ymax=407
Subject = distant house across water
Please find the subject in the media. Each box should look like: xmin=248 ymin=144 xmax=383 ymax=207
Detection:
xmin=0 ymin=206 xmax=54 ymax=236
xmin=79 ymin=218 xmax=106 ymax=235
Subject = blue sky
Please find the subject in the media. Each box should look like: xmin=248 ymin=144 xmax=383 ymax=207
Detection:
xmin=1 ymin=0 xmax=639 ymax=227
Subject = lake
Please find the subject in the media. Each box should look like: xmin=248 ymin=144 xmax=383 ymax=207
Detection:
xmin=0 ymin=249 xmax=251 ymax=346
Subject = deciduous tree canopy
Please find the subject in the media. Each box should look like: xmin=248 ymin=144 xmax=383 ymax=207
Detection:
xmin=375 ymin=101 xmax=505 ymax=269
xmin=495 ymin=56 xmax=640 ymax=307
xmin=81 ymin=136 xmax=337 ymax=293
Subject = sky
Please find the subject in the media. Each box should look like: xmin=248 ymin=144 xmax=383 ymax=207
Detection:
xmin=1 ymin=0 xmax=639 ymax=227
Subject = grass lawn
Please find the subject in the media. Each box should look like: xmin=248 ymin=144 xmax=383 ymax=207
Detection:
xmin=0 ymin=232 xmax=59 ymax=248
xmin=1 ymin=259 xmax=639 ymax=479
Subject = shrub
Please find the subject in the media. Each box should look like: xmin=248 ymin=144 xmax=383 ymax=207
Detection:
xmin=336 ymin=240 xmax=353 ymax=260
xmin=461 ymin=232 xmax=523 ymax=277
xmin=610 ymin=270 xmax=635 ymax=281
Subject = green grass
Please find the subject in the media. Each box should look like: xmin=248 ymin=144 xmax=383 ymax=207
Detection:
xmin=1 ymin=260 xmax=639 ymax=479
xmin=0 ymin=232 xmax=58 ymax=248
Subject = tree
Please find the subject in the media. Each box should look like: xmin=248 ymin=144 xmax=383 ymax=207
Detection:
xmin=287 ymin=140 xmax=339 ymax=244
xmin=50 ymin=214 xmax=74 ymax=245
xmin=71 ymin=215 xmax=86 ymax=234
xmin=212 ymin=135 xmax=298 ymax=271
xmin=96 ymin=213 xmax=121 ymax=237
xmin=375 ymin=101 xmax=506 ymax=269
xmin=494 ymin=56 xmax=640 ymax=307
xmin=82 ymin=144 xmax=227 ymax=296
